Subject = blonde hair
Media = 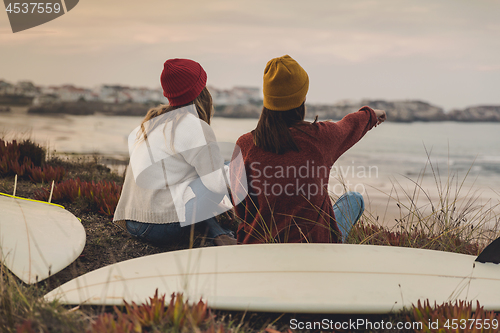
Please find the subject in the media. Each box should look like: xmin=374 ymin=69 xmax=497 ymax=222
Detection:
xmin=137 ymin=87 xmax=214 ymax=146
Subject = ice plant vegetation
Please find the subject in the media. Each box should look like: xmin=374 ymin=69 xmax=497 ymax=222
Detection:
xmin=79 ymin=292 xmax=235 ymax=333
xmin=0 ymin=139 xmax=65 ymax=183
xmin=33 ymin=178 xmax=122 ymax=217
xmin=409 ymin=300 xmax=500 ymax=333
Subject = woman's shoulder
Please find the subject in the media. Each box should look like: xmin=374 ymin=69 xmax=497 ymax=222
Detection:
xmin=234 ymin=132 xmax=258 ymax=155
xmin=236 ymin=131 xmax=254 ymax=146
xmin=175 ymin=110 xmax=212 ymax=133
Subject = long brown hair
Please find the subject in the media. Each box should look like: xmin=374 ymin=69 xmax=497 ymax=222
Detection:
xmin=253 ymin=103 xmax=317 ymax=154
xmin=138 ymin=87 xmax=213 ymax=144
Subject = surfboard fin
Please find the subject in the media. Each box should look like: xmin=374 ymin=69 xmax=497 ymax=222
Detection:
xmin=475 ymin=237 xmax=500 ymax=264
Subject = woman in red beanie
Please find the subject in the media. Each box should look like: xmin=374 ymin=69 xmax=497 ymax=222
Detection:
xmin=113 ymin=58 xmax=236 ymax=246
xmin=231 ymin=55 xmax=386 ymax=244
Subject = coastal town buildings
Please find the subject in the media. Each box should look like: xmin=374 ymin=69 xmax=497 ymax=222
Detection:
xmin=39 ymin=85 xmax=97 ymax=104
xmin=98 ymin=85 xmax=164 ymax=104
xmin=0 ymin=80 xmax=168 ymax=105
xmin=0 ymin=80 xmax=38 ymax=96
xmin=0 ymin=79 xmax=262 ymax=106
xmin=208 ymin=86 xmax=261 ymax=105
xmin=1 ymin=79 xmax=499 ymax=121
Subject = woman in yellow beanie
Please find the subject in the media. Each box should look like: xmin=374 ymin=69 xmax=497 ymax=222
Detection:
xmin=231 ymin=55 xmax=386 ymax=244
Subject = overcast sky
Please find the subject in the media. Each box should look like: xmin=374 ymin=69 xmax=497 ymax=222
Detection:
xmin=1 ymin=0 xmax=499 ymax=110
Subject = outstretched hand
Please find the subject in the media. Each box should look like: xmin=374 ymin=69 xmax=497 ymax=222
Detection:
xmin=373 ymin=109 xmax=387 ymax=126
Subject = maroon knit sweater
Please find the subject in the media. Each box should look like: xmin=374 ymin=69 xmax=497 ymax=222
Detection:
xmin=231 ymin=106 xmax=378 ymax=244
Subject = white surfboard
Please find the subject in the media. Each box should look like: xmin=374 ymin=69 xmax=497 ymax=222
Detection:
xmin=44 ymin=243 xmax=500 ymax=314
xmin=0 ymin=194 xmax=86 ymax=284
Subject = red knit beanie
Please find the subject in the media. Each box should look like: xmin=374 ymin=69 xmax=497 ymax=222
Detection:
xmin=160 ymin=58 xmax=207 ymax=106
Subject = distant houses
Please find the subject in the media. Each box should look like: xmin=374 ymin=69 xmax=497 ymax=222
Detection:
xmin=0 ymin=79 xmax=265 ymax=117
xmin=0 ymin=80 xmax=38 ymax=105
xmin=36 ymin=84 xmax=165 ymax=105
xmin=208 ymin=86 xmax=261 ymax=105
xmin=0 ymin=79 xmax=263 ymax=107
xmin=3 ymin=78 xmax=499 ymax=121
xmin=0 ymin=80 xmax=166 ymax=105
xmin=0 ymin=80 xmax=38 ymax=96
xmin=38 ymin=85 xmax=96 ymax=104
xmin=98 ymin=85 xmax=164 ymax=104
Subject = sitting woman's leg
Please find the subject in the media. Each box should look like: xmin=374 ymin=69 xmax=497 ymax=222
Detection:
xmin=202 ymin=217 xmax=236 ymax=245
xmin=332 ymin=192 xmax=365 ymax=243
xmin=125 ymin=178 xmax=235 ymax=247
xmin=126 ymin=220 xmax=188 ymax=247
xmin=185 ymin=178 xmax=235 ymax=245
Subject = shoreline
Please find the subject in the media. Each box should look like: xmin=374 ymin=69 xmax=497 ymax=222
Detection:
xmin=2 ymin=114 xmax=499 ymax=231
xmin=329 ymin=174 xmax=500 ymax=231
xmin=6 ymin=105 xmax=500 ymax=123
xmin=4 ymin=98 xmax=500 ymax=122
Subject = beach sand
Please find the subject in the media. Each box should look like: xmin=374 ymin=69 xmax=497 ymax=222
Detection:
xmin=329 ymin=174 xmax=500 ymax=231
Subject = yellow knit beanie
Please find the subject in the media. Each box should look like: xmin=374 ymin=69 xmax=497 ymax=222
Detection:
xmin=263 ymin=55 xmax=309 ymax=111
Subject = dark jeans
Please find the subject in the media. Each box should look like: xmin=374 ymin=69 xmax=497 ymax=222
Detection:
xmin=126 ymin=218 xmax=233 ymax=246
xmin=126 ymin=178 xmax=233 ymax=246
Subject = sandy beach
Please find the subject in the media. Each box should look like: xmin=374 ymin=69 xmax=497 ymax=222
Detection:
xmin=328 ymin=172 xmax=500 ymax=230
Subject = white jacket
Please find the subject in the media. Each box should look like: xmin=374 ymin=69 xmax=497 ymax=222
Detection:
xmin=113 ymin=104 xmax=230 ymax=224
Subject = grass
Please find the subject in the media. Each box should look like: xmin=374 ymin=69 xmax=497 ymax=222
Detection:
xmin=346 ymin=148 xmax=500 ymax=255
xmin=0 ymin=266 xmax=89 ymax=332
xmin=1 ymin=138 xmax=500 ymax=332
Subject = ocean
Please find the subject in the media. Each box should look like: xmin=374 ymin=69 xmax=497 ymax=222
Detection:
xmin=2 ymin=111 xmax=499 ymax=225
